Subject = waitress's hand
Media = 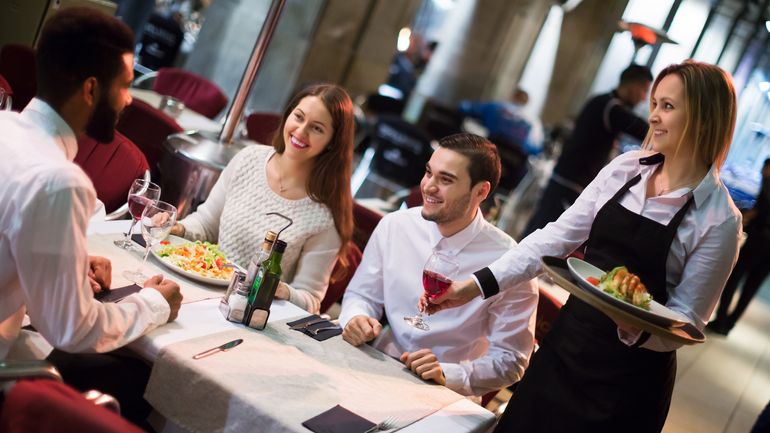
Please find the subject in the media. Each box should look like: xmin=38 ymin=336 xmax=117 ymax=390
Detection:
xmin=420 ymin=278 xmax=481 ymax=315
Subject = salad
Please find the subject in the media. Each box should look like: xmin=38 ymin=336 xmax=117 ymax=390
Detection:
xmin=156 ymin=241 xmax=234 ymax=281
xmin=587 ymin=266 xmax=652 ymax=310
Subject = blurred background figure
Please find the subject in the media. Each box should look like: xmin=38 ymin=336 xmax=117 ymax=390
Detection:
xmin=459 ymin=87 xmax=544 ymax=157
xmin=709 ymin=158 xmax=770 ymax=336
xmin=521 ymin=63 xmax=652 ymax=239
xmin=384 ymin=32 xmax=434 ymax=102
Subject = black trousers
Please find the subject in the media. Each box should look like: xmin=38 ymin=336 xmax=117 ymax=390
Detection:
xmin=46 ymin=349 xmax=153 ymax=430
xmin=713 ymin=230 xmax=770 ymax=332
xmin=521 ymin=178 xmax=580 ymax=239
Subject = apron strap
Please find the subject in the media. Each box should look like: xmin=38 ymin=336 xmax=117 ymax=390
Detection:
xmin=608 ymin=174 xmax=642 ymax=203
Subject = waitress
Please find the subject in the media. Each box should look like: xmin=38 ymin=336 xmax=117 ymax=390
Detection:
xmin=424 ymin=60 xmax=742 ymax=433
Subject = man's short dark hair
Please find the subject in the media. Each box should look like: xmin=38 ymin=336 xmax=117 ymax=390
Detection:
xmin=438 ymin=133 xmax=501 ymax=193
xmin=36 ymin=7 xmax=134 ymax=108
xmin=620 ymin=63 xmax=653 ymax=85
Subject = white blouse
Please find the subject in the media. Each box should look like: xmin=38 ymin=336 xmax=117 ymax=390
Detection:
xmin=482 ymin=150 xmax=742 ymax=352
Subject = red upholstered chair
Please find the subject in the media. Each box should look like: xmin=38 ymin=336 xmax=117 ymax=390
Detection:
xmin=74 ymin=131 xmax=150 ymax=219
xmin=0 ymin=74 xmax=11 ymax=93
xmin=244 ymin=112 xmax=281 ymax=144
xmin=352 ymin=202 xmax=383 ymax=251
xmin=0 ymin=44 xmax=36 ymax=111
xmin=0 ymin=379 xmax=144 ymax=433
xmin=320 ymin=243 xmax=363 ymax=314
xmin=153 ymin=68 xmax=228 ymax=119
xmin=116 ymin=98 xmax=183 ymax=179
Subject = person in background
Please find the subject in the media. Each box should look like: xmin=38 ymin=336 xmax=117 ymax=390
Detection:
xmin=0 ymin=7 xmax=182 ymax=426
xmin=459 ymin=87 xmax=544 ymax=156
xmin=385 ymin=33 xmax=426 ymax=101
xmin=522 ymin=64 xmax=652 ymax=238
xmin=172 ymin=84 xmax=355 ymax=314
xmin=425 ymin=61 xmax=742 ymax=433
xmin=339 ymin=133 xmax=537 ymax=399
xmin=708 ymin=158 xmax=770 ymax=336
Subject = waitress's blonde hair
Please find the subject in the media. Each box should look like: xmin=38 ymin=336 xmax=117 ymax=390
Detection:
xmin=643 ymin=60 xmax=737 ymax=170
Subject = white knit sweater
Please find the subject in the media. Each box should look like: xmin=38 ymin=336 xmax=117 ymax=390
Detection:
xmin=180 ymin=145 xmax=341 ymax=313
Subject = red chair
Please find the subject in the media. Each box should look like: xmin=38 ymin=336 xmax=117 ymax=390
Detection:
xmin=116 ymin=98 xmax=183 ymax=179
xmin=0 ymin=74 xmax=11 ymax=93
xmin=0 ymin=44 xmax=36 ymax=112
xmin=153 ymin=68 xmax=228 ymax=119
xmin=74 ymin=131 xmax=150 ymax=219
xmin=320 ymin=243 xmax=363 ymax=314
xmin=352 ymin=202 xmax=383 ymax=251
xmin=244 ymin=112 xmax=282 ymax=144
xmin=0 ymin=379 xmax=144 ymax=433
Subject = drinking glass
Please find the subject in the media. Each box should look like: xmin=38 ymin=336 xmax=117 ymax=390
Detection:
xmin=404 ymin=251 xmax=459 ymax=331
xmin=113 ymin=179 xmax=161 ymax=249
xmin=123 ymin=201 xmax=177 ymax=284
xmin=0 ymin=88 xmax=12 ymax=111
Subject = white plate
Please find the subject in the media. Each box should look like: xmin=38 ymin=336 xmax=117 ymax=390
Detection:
xmin=151 ymin=235 xmax=232 ymax=287
xmin=566 ymin=257 xmax=688 ymax=328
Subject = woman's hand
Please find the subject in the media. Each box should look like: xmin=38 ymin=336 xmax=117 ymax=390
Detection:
xmin=274 ymin=282 xmax=290 ymax=300
xmin=420 ymin=278 xmax=482 ymax=315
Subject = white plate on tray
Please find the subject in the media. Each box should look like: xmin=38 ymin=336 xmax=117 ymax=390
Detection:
xmin=566 ymin=257 xmax=689 ymax=328
xmin=151 ymin=235 xmax=232 ymax=287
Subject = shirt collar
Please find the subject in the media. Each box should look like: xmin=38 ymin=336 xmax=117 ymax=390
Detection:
xmin=637 ymin=152 xmax=720 ymax=208
xmin=20 ymin=98 xmax=78 ymax=161
xmin=426 ymin=208 xmax=485 ymax=256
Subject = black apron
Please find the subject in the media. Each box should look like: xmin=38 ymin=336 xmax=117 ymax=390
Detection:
xmin=495 ymin=170 xmax=694 ymax=433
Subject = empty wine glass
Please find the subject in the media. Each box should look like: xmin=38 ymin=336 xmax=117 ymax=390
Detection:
xmin=404 ymin=251 xmax=459 ymax=331
xmin=0 ymin=88 xmax=12 ymax=111
xmin=114 ymin=179 xmax=160 ymax=249
xmin=123 ymin=201 xmax=177 ymax=284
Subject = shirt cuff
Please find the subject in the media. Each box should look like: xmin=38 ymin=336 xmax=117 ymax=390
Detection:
xmin=136 ymin=287 xmax=171 ymax=324
xmin=616 ymin=326 xmax=649 ymax=347
xmin=473 ymin=267 xmax=500 ymax=299
xmin=440 ymin=362 xmax=471 ymax=396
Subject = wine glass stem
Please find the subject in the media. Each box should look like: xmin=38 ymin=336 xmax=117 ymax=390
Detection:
xmin=138 ymin=244 xmax=152 ymax=278
xmin=125 ymin=218 xmax=138 ymax=242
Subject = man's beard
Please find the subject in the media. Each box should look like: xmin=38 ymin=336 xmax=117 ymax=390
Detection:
xmin=85 ymin=93 xmax=119 ymax=143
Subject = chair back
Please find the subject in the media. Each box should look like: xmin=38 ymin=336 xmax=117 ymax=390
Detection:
xmin=153 ymin=68 xmax=228 ymax=119
xmin=116 ymin=98 xmax=183 ymax=179
xmin=0 ymin=44 xmax=36 ymax=111
xmin=0 ymin=74 xmax=11 ymax=93
xmin=320 ymin=243 xmax=363 ymax=314
xmin=535 ymin=287 xmax=563 ymax=343
xmin=244 ymin=112 xmax=282 ymax=144
xmin=136 ymin=13 xmax=184 ymax=71
xmin=489 ymin=134 xmax=529 ymax=195
xmin=370 ymin=116 xmax=433 ymax=186
xmin=0 ymin=379 xmax=144 ymax=433
xmin=352 ymin=202 xmax=383 ymax=251
xmin=74 ymin=131 xmax=150 ymax=214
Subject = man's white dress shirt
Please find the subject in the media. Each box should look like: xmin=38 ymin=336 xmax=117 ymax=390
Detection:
xmin=479 ymin=150 xmax=742 ymax=352
xmin=0 ymin=98 xmax=169 ymax=360
xmin=339 ymin=207 xmax=537 ymax=397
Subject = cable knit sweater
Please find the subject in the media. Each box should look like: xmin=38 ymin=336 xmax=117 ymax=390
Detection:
xmin=179 ymin=145 xmax=341 ymax=313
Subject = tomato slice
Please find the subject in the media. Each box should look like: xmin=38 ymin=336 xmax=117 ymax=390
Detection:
xmin=586 ymin=276 xmax=600 ymax=286
xmin=160 ymin=241 xmax=170 ymax=245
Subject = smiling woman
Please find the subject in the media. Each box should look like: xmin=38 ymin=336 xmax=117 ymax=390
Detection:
xmin=171 ymin=83 xmax=355 ymax=314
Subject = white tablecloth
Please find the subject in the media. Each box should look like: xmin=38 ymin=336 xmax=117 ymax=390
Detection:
xmin=88 ymin=221 xmax=495 ymax=433
xmin=129 ymin=88 xmax=223 ymax=133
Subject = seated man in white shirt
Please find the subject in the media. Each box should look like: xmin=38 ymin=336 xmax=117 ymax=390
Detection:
xmin=339 ymin=133 xmax=538 ymax=399
xmin=0 ymin=7 xmax=182 ymax=426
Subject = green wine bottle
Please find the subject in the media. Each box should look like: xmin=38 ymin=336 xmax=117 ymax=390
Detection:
xmin=244 ymin=239 xmax=286 ymax=330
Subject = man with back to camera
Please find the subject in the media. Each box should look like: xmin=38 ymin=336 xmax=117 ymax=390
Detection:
xmin=339 ymin=133 xmax=538 ymax=399
xmin=522 ymin=64 xmax=652 ymax=238
xmin=0 ymin=7 xmax=182 ymax=425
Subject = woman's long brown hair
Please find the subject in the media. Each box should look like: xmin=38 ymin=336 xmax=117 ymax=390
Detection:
xmin=272 ymin=83 xmax=354 ymax=280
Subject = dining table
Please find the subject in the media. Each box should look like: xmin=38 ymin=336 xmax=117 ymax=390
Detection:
xmin=129 ymin=88 xmax=223 ymax=134
xmin=87 ymin=220 xmax=496 ymax=433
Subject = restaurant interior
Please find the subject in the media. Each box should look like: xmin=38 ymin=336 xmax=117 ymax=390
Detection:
xmin=1 ymin=0 xmax=769 ymax=432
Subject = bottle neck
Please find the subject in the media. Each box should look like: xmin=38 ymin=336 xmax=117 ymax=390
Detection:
xmin=265 ymin=250 xmax=283 ymax=273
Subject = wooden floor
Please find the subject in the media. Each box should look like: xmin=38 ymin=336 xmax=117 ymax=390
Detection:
xmin=487 ymin=279 xmax=770 ymax=432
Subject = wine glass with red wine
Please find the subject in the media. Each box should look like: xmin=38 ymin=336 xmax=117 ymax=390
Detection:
xmin=113 ymin=179 xmax=161 ymax=249
xmin=404 ymin=251 xmax=459 ymax=331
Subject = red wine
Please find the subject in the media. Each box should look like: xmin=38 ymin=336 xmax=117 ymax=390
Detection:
xmin=423 ymin=270 xmax=451 ymax=299
xmin=128 ymin=195 xmax=154 ymax=220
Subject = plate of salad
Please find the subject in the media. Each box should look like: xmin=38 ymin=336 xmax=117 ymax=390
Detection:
xmin=152 ymin=236 xmax=234 ymax=286
xmin=566 ymin=257 xmax=689 ymax=328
